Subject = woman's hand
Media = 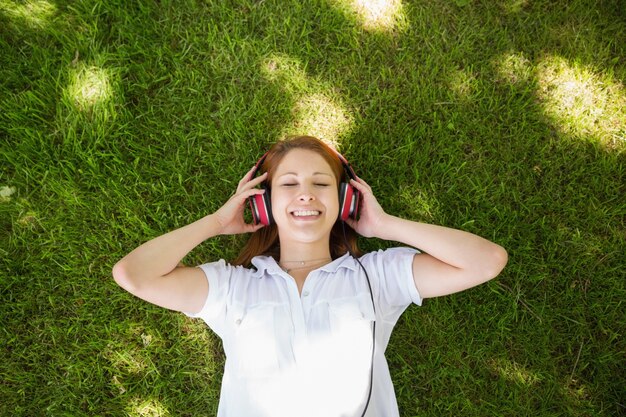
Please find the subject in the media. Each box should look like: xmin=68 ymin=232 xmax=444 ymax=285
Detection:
xmin=213 ymin=166 xmax=268 ymax=235
xmin=345 ymin=177 xmax=390 ymax=238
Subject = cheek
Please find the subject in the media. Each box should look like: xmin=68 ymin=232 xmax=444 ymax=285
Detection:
xmin=327 ymin=193 xmax=340 ymax=213
xmin=270 ymin=192 xmax=291 ymax=214
xmin=269 ymin=193 xmax=282 ymax=211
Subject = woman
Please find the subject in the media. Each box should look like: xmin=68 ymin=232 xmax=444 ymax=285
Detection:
xmin=113 ymin=136 xmax=508 ymax=417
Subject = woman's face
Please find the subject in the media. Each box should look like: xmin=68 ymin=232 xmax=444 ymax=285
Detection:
xmin=270 ymin=148 xmax=339 ymax=244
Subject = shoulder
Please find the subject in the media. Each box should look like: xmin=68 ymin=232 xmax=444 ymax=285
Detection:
xmin=197 ymin=258 xmax=262 ymax=278
xmin=359 ymin=247 xmax=420 ymax=267
xmin=185 ymin=258 xmax=264 ymax=319
xmin=357 ymin=247 xmax=423 ymax=307
xmin=196 ymin=256 xmax=281 ymax=296
xmin=357 ymin=247 xmax=420 ymax=281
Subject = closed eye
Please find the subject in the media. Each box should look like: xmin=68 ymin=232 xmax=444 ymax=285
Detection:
xmin=280 ymin=183 xmax=331 ymax=187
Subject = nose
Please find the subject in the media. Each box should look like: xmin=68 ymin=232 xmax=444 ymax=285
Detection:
xmin=298 ymin=186 xmax=316 ymax=202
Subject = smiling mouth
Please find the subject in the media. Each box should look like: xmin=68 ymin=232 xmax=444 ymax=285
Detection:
xmin=291 ymin=210 xmax=322 ymax=217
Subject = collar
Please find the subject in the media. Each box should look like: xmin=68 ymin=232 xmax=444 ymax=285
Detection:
xmin=250 ymin=252 xmax=358 ymax=278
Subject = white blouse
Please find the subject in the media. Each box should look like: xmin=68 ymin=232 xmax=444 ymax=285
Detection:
xmin=186 ymin=247 xmax=421 ymax=417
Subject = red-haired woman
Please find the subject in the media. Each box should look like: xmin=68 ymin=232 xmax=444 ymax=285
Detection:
xmin=113 ymin=136 xmax=507 ymax=417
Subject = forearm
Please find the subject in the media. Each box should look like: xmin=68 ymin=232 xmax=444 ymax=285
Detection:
xmin=114 ymin=214 xmax=222 ymax=281
xmin=377 ymin=214 xmax=506 ymax=272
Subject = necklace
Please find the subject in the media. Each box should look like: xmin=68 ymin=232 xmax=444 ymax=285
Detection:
xmin=279 ymin=257 xmax=331 ymax=273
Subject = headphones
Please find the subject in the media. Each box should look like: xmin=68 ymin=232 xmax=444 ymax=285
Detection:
xmin=247 ymin=150 xmax=360 ymax=226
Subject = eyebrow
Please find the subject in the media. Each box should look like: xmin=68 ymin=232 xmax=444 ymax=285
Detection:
xmin=279 ymin=172 xmax=333 ymax=177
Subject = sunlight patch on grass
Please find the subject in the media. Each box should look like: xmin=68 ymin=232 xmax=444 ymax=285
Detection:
xmin=500 ymin=0 xmax=528 ymax=13
xmin=447 ymin=68 xmax=477 ymax=99
xmin=127 ymin=397 xmax=170 ymax=417
xmin=4 ymin=191 xmax=40 ymax=229
xmin=488 ymin=358 xmax=542 ymax=386
xmin=103 ymin=344 xmax=148 ymax=374
xmin=0 ymin=0 xmax=56 ymax=28
xmin=111 ymin=375 xmax=127 ymax=395
xmin=536 ymin=55 xmax=626 ymax=148
xmin=282 ymin=93 xmax=354 ymax=148
xmin=492 ymin=52 xmax=532 ymax=85
xmin=65 ymin=65 xmax=113 ymax=112
xmin=399 ymin=185 xmax=439 ymax=221
xmin=103 ymin=324 xmax=164 ymax=378
xmin=260 ymin=53 xmax=354 ymax=147
xmin=17 ymin=210 xmax=38 ymax=227
xmin=330 ymin=0 xmax=408 ymax=33
xmin=0 ymin=185 xmax=17 ymax=202
xmin=260 ymin=54 xmax=308 ymax=95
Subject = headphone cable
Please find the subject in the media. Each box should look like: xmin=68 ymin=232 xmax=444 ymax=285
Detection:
xmin=341 ymin=221 xmax=375 ymax=417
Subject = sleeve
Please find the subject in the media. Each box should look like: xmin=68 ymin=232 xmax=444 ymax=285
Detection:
xmin=183 ymin=259 xmax=233 ymax=337
xmin=359 ymin=247 xmax=422 ymax=317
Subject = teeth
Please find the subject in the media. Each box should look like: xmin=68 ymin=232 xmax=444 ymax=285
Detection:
xmin=292 ymin=210 xmax=320 ymax=217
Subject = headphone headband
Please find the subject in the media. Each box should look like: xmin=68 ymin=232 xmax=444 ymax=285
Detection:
xmin=250 ymin=151 xmax=270 ymax=180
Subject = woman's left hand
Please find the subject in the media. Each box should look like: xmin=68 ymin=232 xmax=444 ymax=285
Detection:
xmin=345 ymin=177 xmax=389 ymax=238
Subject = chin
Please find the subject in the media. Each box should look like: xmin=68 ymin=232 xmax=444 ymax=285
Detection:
xmin=277 ymin=224 xmax=333 ymax=244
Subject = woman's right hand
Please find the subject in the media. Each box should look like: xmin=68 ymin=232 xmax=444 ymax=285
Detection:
xmin=213 ymin=166 xmax=268 ymax=235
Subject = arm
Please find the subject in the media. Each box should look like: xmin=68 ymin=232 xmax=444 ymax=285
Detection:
xmin=346 ymin=178 xmax=507 ymax=299
xmin=112 ymin=167 xmax=267 ymax=313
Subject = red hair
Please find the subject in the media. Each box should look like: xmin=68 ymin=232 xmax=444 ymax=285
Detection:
xmin=232 ymin=136 xmax=362 ymax=267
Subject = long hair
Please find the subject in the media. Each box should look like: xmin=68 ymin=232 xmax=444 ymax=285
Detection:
xmin=232 ymin=136 xmax=362 ymax=267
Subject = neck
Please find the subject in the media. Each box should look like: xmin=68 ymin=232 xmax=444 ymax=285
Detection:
xmin=278 ymin=240 xmax=332 ymax=265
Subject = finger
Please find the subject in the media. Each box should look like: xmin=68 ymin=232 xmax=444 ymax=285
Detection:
xmin=238 ymin=165 xmax=263 ymax=187
xmin=234 ymin=187 xmax=265 ymax=201
xmin=344 ymin=218 xmax=358 ymax=232
xmin=350 ymin=178 xmax=370 ymax=194
xmin=250 ymin=223 xmax=266 ymax=232
xmin=356 ymin=176 xmax=373 ymax=191
xmin=245 ymin=172 xmax=268 ymax=190
xmin=226 ymin=188 xmax=265 ymax=211
xmin=352 ymin=176 xmax=367 ymax=186
xmin=237 ymin=171 xmax=267 ymax=192
xmin=238 ymin=166 xmax=255 ymax=187
xmin=240 ymin=221 xmax=266 ymax=234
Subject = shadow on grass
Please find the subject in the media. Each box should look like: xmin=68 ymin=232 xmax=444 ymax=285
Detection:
xmin=1 ymin=0 xmax=624 ymax=415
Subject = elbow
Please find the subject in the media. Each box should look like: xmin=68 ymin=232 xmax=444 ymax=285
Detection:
xmin=112 ymin=261 xmax=141 ymax=294
xmin=486 ymin=244 xmax=508 ymax=280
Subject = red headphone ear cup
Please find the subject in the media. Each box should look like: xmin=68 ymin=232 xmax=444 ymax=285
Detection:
xmin=262 ymin=191 xmax=274 ymax=225
xmin=248 ymin=191 xmax=274 ymax=226
xmin=339 ymin=183 xmax=359 ymax=221
xmin=351 ymin=186 xmax=360 ymax=219
xmin=248 ymin=195 xmax=261 ymax=225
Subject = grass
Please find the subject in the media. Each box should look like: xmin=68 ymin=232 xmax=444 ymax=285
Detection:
xmin=1 ymin=0 xmax=625 ymax=415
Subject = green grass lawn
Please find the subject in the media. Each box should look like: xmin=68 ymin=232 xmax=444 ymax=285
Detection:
xmin=2 ymin=0 xmax=625 ymax=415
